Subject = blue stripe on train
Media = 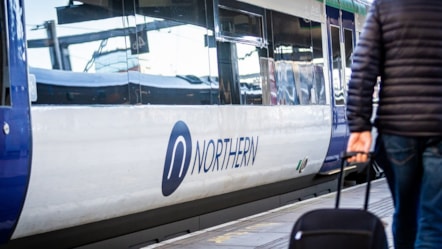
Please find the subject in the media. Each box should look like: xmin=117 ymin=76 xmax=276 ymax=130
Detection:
xmin=0 ymin=0 xmax=32 ymax=243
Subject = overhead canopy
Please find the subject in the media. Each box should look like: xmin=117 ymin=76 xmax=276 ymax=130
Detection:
xmin=317 ymin=0 xmax=369 ymax=15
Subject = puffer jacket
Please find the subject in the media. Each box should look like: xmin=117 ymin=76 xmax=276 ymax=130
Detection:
xmin=347 ymin=0 xmax=442 ymax=136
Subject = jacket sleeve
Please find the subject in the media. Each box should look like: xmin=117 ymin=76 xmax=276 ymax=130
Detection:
xmin=346 ymin=1 xmax=382 ymax=132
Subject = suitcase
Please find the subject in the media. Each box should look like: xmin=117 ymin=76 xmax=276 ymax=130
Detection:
xmin=288 ymin=152 xmax=388 ymax=249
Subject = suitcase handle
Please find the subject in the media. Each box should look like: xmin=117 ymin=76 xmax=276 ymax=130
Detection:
xmin=336 ymin=151 xmax=373 ymax=210
xmin=340 ymin=151 xmax=372 ymax=160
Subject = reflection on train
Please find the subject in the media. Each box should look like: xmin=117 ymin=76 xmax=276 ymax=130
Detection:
xmin=30 ymin=67 xmax=219 ymax=105
xmin=0 ymin=0 xmax=373 ymax=248
xmin=26 ymin=1 xmax=330 ymax=107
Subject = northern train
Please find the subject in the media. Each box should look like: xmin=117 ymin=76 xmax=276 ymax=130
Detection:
xmin=0 ymin=0 xmax=376 ymax=248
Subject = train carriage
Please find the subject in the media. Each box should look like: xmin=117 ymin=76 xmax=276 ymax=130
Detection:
xmin=0 ymin=0 xmax=373 ymax=248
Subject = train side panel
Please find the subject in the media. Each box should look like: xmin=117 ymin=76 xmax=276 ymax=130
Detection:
xmin=0 ymin=0 xmax=372 ymax=246
xmin=12 ymin=104 xmax=330 ymax=238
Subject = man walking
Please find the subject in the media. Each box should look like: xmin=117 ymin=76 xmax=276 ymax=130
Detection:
xmin=346 ymin=0 xmax=442 ymax=248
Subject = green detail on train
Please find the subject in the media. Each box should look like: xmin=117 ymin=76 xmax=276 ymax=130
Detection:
xmin=317 ymin=0 xmax=369 ymax=15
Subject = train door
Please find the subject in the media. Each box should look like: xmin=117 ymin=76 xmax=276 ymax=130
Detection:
xmin=0 ymin=0 xmax=32 ymax=243
xmin=320 ymin=6 xmax=355 ymax=173
xmin=215 ymin=0 xmax=267 ymax=105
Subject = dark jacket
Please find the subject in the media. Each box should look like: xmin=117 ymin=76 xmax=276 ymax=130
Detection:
xmin=347 ymin=0 xmax=442 ymax=136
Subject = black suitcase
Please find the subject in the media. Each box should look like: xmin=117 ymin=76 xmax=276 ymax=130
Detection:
xmin=288 ymin=152 xmax=388 ymax=249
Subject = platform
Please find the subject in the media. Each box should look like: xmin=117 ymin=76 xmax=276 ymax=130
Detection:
xmin=143 ymin=178 xmax=394 ymax=249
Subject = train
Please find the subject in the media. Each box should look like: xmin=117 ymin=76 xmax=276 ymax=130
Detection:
xmin=0 ymin=0 xmax=377 ymax=248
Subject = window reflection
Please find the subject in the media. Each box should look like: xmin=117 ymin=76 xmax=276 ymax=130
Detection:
xmin=25 ymin=0 xmax=218 ymax=105
xmin=271 ymin=11 xmax=326 ymax=105
xmin=23 ymin=1 xmax=327 ymax=106
xmin=237 ymin=43 xmax=262 ymax=105
xmin=218 ymin=6 xmax=264 ymax=45
xmin=344 ymin=28 xmax=353 ymax=86
xmin=216 ymin=2 xmax=265 ymax=105
xmin=330 ymin=25 xmax=344 ymax=105
xmin=131 ymin=12 xmax=219 ymax=104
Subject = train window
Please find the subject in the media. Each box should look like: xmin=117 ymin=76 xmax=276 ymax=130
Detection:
xmin=330 ymin=25 xmax=344 ymax=105
xmin=134 ymin=0 xmax=218 ymax=105
xmin=24 ymin=0 xmax=218 ymax=105
xmin=218 ymin=6 xmax=264 ymax=46
xmin=237 ymin=43 xmax=262 ymax=105
xmin=271 ymin=11 xmax=325 ymax=105
xmin=214 ymin=1 xmax=266 ymax=105
xmin=344 ymin=28 xmax=354 ymax=85
xmin=24 ymin=1 xmax=132 ymax=104
xmin=0 ymin=2 xmax=9 ymax=106
xmin=312 ymin=21 xmax=326 ymax=105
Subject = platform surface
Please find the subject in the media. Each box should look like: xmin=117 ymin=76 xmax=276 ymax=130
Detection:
xmin=144 ymin=178 xmax=395 ymax=249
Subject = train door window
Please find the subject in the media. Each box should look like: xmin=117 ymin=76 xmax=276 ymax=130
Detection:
xmin=344 ymin=28 xmax=354 ymax=67
xmin=0 ymin=2 xmax=9 ymax=106
xmin=330 ymin=25 xmax=344 ymax=105
xmin=343 ymin=28 xmax=354 ymax=86
xmin=311 ymin=20 xmax=326 ymax=105
xmin=134 ymin=0 xmax=218 ymax=105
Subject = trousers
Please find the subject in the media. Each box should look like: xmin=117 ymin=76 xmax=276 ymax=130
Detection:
xmin=380 ymin=134 xmax=442 ymax=249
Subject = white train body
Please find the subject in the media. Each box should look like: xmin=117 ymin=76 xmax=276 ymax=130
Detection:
xmin=0 ymin=0 xmax=371 ymax=247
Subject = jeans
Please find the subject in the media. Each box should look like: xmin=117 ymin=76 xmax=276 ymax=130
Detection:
xmin=381 ymin=134 xmax=442 ymax=249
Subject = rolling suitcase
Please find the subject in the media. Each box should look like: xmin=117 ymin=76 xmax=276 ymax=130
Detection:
xmin=288 ymin=152 xmax=388 ymax=249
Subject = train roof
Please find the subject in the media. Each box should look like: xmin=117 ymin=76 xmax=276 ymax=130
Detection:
xmin=319 ymin=0 xmax=371 ymax=15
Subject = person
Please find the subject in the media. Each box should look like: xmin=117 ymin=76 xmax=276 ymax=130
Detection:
xmin=345 ymin=0 xmax=442 ymax=248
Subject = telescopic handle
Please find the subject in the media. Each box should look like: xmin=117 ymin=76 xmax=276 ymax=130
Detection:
xmin=335 ymin=151 xmax=373 ymax=210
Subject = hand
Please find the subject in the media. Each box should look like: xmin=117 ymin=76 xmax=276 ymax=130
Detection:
xmin=346 ymin=131 xmax=372 ymax=162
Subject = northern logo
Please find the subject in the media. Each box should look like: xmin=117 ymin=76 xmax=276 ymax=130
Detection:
xmin=162 ymin=121 xmax=192 ymax=196
xmin=162 ymin=121 xmax=259 ymax=196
